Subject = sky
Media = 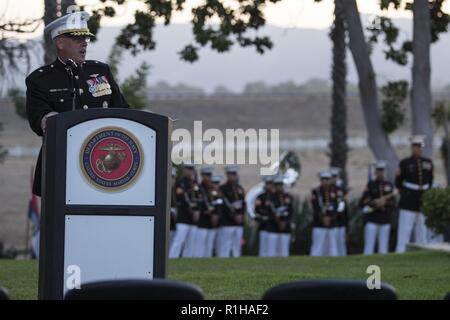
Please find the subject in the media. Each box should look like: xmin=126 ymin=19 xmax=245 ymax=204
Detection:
xmin=2 ymin=0 xmax=449 ymax=92
xmin=1 ymin=0 xmax=438 ymax=39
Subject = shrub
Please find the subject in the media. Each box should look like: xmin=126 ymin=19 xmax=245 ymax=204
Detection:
xmin=422 ymin=188 xmax=450 ymax=234
xmin=7 ymin=87 xmax=26 ymax=119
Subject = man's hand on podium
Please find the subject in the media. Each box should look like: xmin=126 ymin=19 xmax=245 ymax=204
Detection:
xmin=41 ymin=112 xmax=58 ymax=134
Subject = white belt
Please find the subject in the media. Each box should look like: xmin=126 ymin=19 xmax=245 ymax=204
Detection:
xmin=403 ymin=181 xmax=430 ymax=191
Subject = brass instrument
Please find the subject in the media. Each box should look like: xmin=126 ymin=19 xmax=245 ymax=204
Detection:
xmin=245 ymin=151 xmax=301 ymax=219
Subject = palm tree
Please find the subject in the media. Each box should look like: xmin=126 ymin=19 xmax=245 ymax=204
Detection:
xmin=329 ymin=0 xmax=348 ymax=186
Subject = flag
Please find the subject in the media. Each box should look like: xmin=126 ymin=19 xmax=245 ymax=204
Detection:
xmin=367 ymin=164 xmax=373 ymax=183
xmin=28 ymin=193 xmax=40 ymax=259
xmin=28 ymin=168 xmax=40 ymax=259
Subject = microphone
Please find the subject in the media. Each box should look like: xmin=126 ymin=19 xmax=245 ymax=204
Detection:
xmin=65 ymin=58 xmax=78 ymax=72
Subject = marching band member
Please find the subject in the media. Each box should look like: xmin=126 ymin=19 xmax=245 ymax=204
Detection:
xmin=169 ymin=162 xmax=201 ymax=258
xmin=395 ymin=136 xmax=434 ymax=253
xmin=310 ymin=170 xmax=339 ymax=256
xmin=216 ymin=165 xmax=246 ymax=257
xmin=360 ymin=161 xmax=395 ymax=255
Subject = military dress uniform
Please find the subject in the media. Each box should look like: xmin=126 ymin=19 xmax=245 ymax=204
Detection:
xmin=329 ymin=167 xmax=348 ymax=256
xmin=195 ymin=167 xmax=223 ymax=257
xmin=168 ymin=175 xmax=201 ymax=258
xmin=216 ymin=166 xmax=246 ymax=257
xmin=310 ymin=171 xmax=339 ymax=257
xmin=254 ymin=184 xmax=276 ymax=257
xmin=268 ymin=184 xmax=293 ymax=257
xmin=26 ymin=12 xmax=129 ymax=196
xmin=333 ymin=184 xmax=348 ymax=256
xmin=360 ymin=172 xmax=395 ymax=255
xmin=395 ymin=148 xmax=434 ymax=253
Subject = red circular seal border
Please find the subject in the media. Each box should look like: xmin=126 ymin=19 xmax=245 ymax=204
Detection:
xmin=79 ymin=126 xmax=144 ymax=192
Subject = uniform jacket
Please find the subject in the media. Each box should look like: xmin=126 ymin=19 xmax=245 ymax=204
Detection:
xmin=174 ymin=177 xmax=201 ymax=225
xmin=270 ymin=191 xmax=294 ymax=234
xmin=359 ymin=179 xmax=395 ymax=224
xmin=311 ymin=186 xmax=338 ymax=228
xmin=254 ymin=191 xmax=276 ymax=232
xmin=395 ymin=156 xmax=433 ymax=212
xmin=333 ymin=185 xmax=348 ymax=228
xmin=219 ymin=182 xmax=246 ymax=226
xmin=198 ymin=182 xmax=223 ymax=229
xmin=26 ymin=58 xmax=129 ymax=195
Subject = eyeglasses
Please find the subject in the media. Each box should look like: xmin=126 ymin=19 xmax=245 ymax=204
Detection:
xmin=63 ymin=35 xmax=92 ymax=43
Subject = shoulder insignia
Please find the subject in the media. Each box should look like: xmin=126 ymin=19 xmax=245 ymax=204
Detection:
xmin=84 ymin=60 xmax=108 ymax=68
xmin=27 ymin=65 xmax=52 ymax=80
xmin=422 ymin=162 xmax=432 ymax=170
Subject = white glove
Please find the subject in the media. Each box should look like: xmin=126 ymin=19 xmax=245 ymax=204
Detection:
xmin=232 ymin=200 xmax=243 ymax=210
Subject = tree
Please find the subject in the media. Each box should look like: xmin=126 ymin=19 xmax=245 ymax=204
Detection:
xmin=0 ymin=9 xmax=40 ymax=92
xmin=0 ymin=122 xmax=7 ymax=163
xmin=367 ymin=0 xmax=450 ymax=159
xmin=342 ymin=0 xmax=399 ymax=181
xmin=89 ymin=0 xmax=448 ymax=181
xmin=411 ymin=0 xmax=433 ymax=158
xmin=92 ymin=0 xmax=281 ymax=62
xmin=329 ymin=0 xmax=348 ymax=186
xmin=107 ymin=43 xmax=150 ymax=109
xmin=432 ymin=101 xmax=450 ymax=185
xmin=0 ymin=6 xmax=40 ymax=161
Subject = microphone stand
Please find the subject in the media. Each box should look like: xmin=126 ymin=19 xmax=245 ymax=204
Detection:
xmin=67 ymin=69 xmax=77 ymax=111
xmin=65 ymin=60 xmax=78 ymax=111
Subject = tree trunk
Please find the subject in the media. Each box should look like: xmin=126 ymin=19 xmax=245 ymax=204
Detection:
xmin=442 ymin=123 xmax=450 ymax=186
xmin=43 ymin=0 xmax=76 ymax=65
xmin=329 ymin=0 xmax=348 ymax=187
xmin=342 ymin=0 xmax=399 ymax=182
xmin=411 ymin=0 xmax=433 ymax=158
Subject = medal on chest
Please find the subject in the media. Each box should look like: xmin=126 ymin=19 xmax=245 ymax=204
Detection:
xmin=87 ymin=74 xmax=112 ymax=97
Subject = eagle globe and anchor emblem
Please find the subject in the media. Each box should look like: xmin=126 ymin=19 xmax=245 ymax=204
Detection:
xmin=80 ymin=127 xmax=144 ymax=191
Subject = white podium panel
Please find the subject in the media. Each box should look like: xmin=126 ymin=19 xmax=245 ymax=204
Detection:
xmin=63 ymin=215 xmax=154 ymax=295
xmin=66 ymin=118 xmax=156 ymax=206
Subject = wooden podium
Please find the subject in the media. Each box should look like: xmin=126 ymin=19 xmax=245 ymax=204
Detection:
xmin=38 ymin=109 xmax=171 ymax=300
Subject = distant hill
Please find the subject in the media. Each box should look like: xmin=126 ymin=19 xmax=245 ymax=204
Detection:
xmin=7 ymin=16 xmax=450 ymax=93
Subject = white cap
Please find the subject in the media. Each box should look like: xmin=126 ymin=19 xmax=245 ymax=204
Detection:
xmin=374 ymin=160 xmax=387 ymax=170
xmin=200 ymin=166 xmax=213 ymax=175
xmin=318 ymin=170 xmax=332 ymax=179
xmin=225 ymin=165 xmax=239 ymax=174
xmin=262 ymin=175 xmax=274 ymax=183
xmin=273 ymin=175 xmax=285 ymax=184
xmin=410 ymin=135 xmax=426 ymax=147
xmin=182 ymin=161 xmax=195 ymax=169
xmin=329 ymin=167 xmax=341 ymax=177
xmin=44 ymin=11 xmax=94 ymax=40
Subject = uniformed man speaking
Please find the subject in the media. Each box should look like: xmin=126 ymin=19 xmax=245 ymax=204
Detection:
xmin=26 ymin=11 xmax=129 ymax=196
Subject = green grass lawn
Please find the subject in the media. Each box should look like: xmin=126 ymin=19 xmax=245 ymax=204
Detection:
xmin=0 ymin=251 xmax=449 ymax=300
